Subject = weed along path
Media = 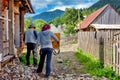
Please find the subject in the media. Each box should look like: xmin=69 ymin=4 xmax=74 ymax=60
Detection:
xmin=0 ymin=37 xmax=108 ymax=80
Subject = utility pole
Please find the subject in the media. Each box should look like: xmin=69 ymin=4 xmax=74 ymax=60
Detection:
xmin=78 ymin=9 xmax=80 ymax=23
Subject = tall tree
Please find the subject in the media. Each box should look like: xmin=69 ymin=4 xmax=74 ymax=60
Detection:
xmin=33 ymin=19 xmax=47 ymax=32
xmin=62 ymin=8 xmax=84 ymax=35
xmin=49 ymin=17 xmax=63 ymax=27
xmin=24 ymin=17 xmax=32 ymax=30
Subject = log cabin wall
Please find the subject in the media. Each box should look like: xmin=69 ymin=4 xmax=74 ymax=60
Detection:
xmin=2 ymin=9 xmax=9 ymax=56
xmin=0 ymin=0 xmax=34 ymax=66
xmin=1 ymin=0 xmax=20 ymax=57
xmin=1 ymin=0 xmax=28 ymax=57
xmin=1 ymin=0 xmax=10 ymax=57
xmin=0 ymin=0 xmax=4 ymax=58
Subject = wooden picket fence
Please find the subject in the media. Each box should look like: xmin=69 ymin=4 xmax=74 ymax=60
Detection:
xmin=78 ymin=31 xmax=120 ymax=75
xmin=113 ymin=32 xmax=120 ymax=75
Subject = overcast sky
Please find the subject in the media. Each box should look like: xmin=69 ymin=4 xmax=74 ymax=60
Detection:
xmin=25 ymin=0 xmax=99 ymax=17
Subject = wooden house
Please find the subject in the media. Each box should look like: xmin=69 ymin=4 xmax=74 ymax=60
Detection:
xmin=0 ymin=0 xmax=34 ymax=67
xmin=77 ymin=4 xmax=120 ymax=31
xmin=77 ymin=4 xmax=120 ymax=75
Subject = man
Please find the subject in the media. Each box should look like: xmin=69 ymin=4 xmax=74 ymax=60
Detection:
xmin=24 ymin=25 xmax=38 ymax=66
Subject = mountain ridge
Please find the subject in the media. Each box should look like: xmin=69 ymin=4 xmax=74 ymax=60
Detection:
xmin=89 ymin=0 xmax=120 ymax=11
xmin=32 ymin=9 xmax=64 ymax=22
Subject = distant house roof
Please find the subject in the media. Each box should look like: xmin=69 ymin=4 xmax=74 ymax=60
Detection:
xmin=90 ymin=24 xmax=120 ymax=29
xmin=50 ymin=24 xmax=60 ymax=33
xmin=77 ymin=4 xmax=119 ymax=30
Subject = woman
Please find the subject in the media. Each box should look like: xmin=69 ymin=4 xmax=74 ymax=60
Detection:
xmin=36 ymin=24 xmax=59 ymax=77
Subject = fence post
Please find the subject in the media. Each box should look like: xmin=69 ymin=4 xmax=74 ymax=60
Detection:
xmin=99 ymin=36 xmax=104 ymax=64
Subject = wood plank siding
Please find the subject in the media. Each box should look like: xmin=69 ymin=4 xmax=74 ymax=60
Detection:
xmin=93 ymin=6 xmax=120 ymax=24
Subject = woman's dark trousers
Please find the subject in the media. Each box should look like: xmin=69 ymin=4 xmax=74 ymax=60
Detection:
xmin=37 ymin=48 xmax=53 ymax=75
xmin=26 ymin=43 xmax=37 ymax=66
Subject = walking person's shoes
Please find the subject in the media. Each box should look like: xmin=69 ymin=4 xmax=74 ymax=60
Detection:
xmin=36 ymin=72 xmax=44 ymax=77
xmin=26 ymin=64 xmax=32 ymax=67
xmin=33 ymin=64 xmax=38 ymax=67
xmin=44 ymin=74 xmax=50 ymax=78
xmin=26 ymin=63 xmax=30 ymax=67
xmin=36 ymin=69 xmax=41 ymax=73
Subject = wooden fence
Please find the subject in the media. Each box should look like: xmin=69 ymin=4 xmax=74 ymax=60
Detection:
xmin=113 ymin=32 xmax=120 ymax=75
xmin=78 ymin=31 xmax=113 ymax=65
xmin=78 ymin=31 xmax=120 ymax=75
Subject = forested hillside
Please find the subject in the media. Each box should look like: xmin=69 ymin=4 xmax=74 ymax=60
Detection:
xmin=32 ymin=9 xmax=64 ymax=22
xmin=89 ymin=0 xmax=120 ymax=12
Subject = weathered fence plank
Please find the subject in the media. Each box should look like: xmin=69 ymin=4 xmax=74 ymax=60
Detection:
xmin=78 ymin=31 xmax=113 ymax=65
xmin=113 ymin=31 xmax=120 ymax=75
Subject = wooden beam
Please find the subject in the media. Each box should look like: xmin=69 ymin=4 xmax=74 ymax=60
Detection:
xmin=1 ymin=55 xmax=14 ymax=66
xmin=20 ymin=9 xmax=25 ymax=51
xmin=15 ymin=14 xmax=20 ymax=47
xmin=0 ymin=16 xmax=11 ymax=21
xmin=0 ymin=0 xmax=3 ymax=54
xmin=0 ymin=0 xmax=3 ymax=70
xmin=8 ymin=0 xmax=14 ymax=55
xmin=26 ymin=0 xmax=33 ymax=13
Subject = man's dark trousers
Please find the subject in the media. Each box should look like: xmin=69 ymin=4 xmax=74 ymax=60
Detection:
xmin=26 ymin=43 xmax=37 ymax=66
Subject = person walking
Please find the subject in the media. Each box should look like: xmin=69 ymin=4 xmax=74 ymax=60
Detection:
xmin=35 ymin=24 xmax=59 ymax=77
xmin=24 ymin=25 xmax=38 ymax=66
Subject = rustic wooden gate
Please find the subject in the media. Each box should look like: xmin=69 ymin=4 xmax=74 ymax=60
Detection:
xmin=113 ymin=32 xmax=120 ymax=75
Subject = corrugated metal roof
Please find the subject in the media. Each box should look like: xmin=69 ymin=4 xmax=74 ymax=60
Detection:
xmin=77 ymin=4 xmax=109 ymax=30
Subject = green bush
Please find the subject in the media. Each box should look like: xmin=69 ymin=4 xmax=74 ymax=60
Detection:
xmin=75 ymin=48 xmax=120 ymax=80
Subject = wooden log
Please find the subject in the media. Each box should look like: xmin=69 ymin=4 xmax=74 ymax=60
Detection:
xmin=0 ymin=0 xmax=3 ymax=70
xmin=0 ymin=16 xmax=11 ymax=21
xmin=20 ymin=10 xmax=25 ymax=51
xmin=8 ymin=0 xmax=14 ymax=55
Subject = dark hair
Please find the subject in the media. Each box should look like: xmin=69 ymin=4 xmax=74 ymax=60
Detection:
xmin=41 ymin=24 xmax=51 ymax=31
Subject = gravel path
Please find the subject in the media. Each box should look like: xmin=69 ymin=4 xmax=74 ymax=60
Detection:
xmin=0 ymin=37 xmax=108 ymax=80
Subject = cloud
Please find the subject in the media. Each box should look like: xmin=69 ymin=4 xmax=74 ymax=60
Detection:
xmin=30 ymin=0 xmax=98 ymax=9
xmin=49 ymin=5 xmax=72 ymax=11
xmin=49 ymin=2 xmax=94 ymax=11
xmin=27 ymin=0 xmax=98 ymax=17
xmin=30 ymin=0 xmax=54 ymax=9
xmin=75 ymin=2 xmax=94 ymax=9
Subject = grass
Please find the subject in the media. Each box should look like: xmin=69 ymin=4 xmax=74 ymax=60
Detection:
xmin=70 ymin=39 xmax=78 ymax=44
xmin=19 ymin=50 xmax=40 ymax=65
xmin=63 ymin=59 xmax=71 ymax=66
xmin=75 ymin=48 xmax=120 ymax=80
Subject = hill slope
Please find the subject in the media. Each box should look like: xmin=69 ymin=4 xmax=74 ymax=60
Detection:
xmin=32 ymin=9 xmax=64 ymax=22
xmin=89 ymin=0 xmax=120 ymax=11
